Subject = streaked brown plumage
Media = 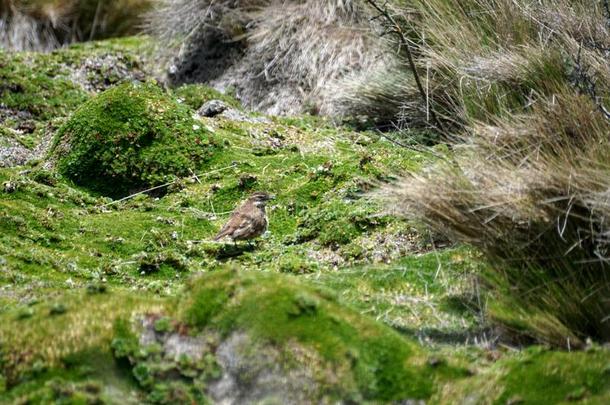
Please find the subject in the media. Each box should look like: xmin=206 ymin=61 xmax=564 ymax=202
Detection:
xmin=214 ymin=192 xmax=273 ymax=242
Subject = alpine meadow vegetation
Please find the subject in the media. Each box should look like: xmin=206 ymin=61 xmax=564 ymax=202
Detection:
xmin=1 ymin=0 xmax=609 ymax=403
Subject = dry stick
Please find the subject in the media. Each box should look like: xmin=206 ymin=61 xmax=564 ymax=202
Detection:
xmin=364 ymin=0 xmax=447 ymax=137
xmin=89 ymin=0 xmax=103 ymax=41
xmin=101 ymin=164 xmax=237 ymax=208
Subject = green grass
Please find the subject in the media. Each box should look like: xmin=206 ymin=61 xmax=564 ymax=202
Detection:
xmin=0 ymin=103 xmax=429 ymax=297
xmin=172 ymin=84 xmax=241 ymax=110
xmin=0 ymin=53 xmax=87 ymax=122
xmin=0 ymin=36 xmax=152 ymax=169
xmin=308 ymin=248 xmax=485 ymax=335
xmin=0 ymin=43 xmax=455 ymax=400
xmin=0 ymin=36 xmax=149 ymax=120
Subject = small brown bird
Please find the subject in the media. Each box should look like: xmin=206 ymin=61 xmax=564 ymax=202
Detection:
xmin=214 ymin=192 xmax=273 ymax=243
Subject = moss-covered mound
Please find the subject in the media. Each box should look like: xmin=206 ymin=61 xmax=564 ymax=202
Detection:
xmin=111 ymin=269 xmax=461 ymax=403
xmin=436 ymin=346 xmax=610 ymax=403
xmin=0 ymin=291 xmax=167 ymax=403
xmin=181 ymin=270 xmax=454 ymax=402
xmin=53 ymin=82 xmax=218 ymax=198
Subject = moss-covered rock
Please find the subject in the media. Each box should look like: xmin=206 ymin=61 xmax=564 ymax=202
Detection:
xmin=0 ymin=291 xmax=166 ymax=402
xmin=2 ymin=30 xmax=610 ymax=405
xmin=53 ymin=82 xmax=218 ymax=197
xmin=106 ymin=269 xmax=453 ymax=403
xmin=167 ymin=269 xmax=450 ymax=403
xmin=0 ymin=37 xmax=153 ymax=170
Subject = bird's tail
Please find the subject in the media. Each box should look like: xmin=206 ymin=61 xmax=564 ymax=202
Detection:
xmin=214 ymin=229 xmax=229 ymax=241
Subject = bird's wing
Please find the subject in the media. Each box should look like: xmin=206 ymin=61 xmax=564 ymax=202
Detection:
xmin=230 ymin=214 xmax=259 ymax=240
xmin=214 ymin=211 xmax=255 ymax=240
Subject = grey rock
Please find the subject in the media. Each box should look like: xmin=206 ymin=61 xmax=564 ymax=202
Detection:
xmin=68 ymin=53 xmax=147 ymax=93
xmin=208 ymin=332 xmax=319 ymax=405
xmin=0 ymin=144 xmax=31 ymax=167
xmin=198 ymin=100 xmax=230 ymax=117
xmin=139 ymin=315 xmax=210 ymax=362
xmin=196 ymin=99 xmax=271 ymax=124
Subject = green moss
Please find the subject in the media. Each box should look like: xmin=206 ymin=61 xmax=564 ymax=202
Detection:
xmin=278 ymin=253 xmax=319 ymax=274
xmin=183 ymin=271 xmax=235 ymax=327
xmin=111 ymin=315 xmax=216 ymax=404
xmin=0 ymin=107 xmax=428 ymax=297
xmin=0 ymin=36 xmax=149 ymax=123
xmin=137 ymin=250 xmax=189 ymax=274
xmin=498 ymin=348 xmax=610 ymax=404
xmin=0 ymin=291 xmax=180 ymax=401
xmin=0 ymin=52 xmax=88 ymax=121
xmin=53 ymin=82 xmax=219 ymax=198
xmin=180 ymin=269 xmax=446 ymax=401
xmin=294 ymin=197 xmax=388 ymax=247
xmin=0 ymin=36 xmax=152 ymax=173
xmin=0 ymin=349 xmax=144 ymax=404
xmin=1 ymin=29 xmax=610 ymax=405
xmin=437 ymin=346 xmax=610 ymax=404
xmin=310 ymin=248 xmax=484 ymax=334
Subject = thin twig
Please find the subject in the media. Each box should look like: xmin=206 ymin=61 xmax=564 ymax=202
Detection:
xmin=101 ymin=164 xmax=237 ymax=207
xmin=364 ymin=0 xmax=447 ymax=137
xmin=189 ymin=168 xmax=201 ymax=183
xmin=89 ymin=0 xmax=103 ymax=41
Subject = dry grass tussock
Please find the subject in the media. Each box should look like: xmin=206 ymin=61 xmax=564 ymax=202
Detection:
xmin=147 ymin=0 xmax=393 ymax=115
xmin=383 ymin=0 xmax=610 ymax=346
xmin=0 ymin=0 xmax=151 ymax=51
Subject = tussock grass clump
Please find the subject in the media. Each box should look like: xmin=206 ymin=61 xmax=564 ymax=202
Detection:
xmin=147 ymin=0 xmax=392 ymax=116
xmin=0 ymin=0 xmax=151 ymax=51
xmin=383 ymin=0 xmax=610 ymax=346
xmin=338 ymin=0 xmax=604 ymax=129
xmin=335 ymin=64 xmax=424 ymax=129
xmin=388 ymin=95 xmax=610 ymax=347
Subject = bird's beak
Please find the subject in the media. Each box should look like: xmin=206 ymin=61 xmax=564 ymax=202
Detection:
xmin=268 ymin=194 xmax=276 ymax=200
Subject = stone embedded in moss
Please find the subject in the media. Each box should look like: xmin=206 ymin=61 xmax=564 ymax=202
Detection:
xmin=53 ymin=82 xmax=218 ymax=198
xmin=172 ymin=83 xmax=241 ymax=111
